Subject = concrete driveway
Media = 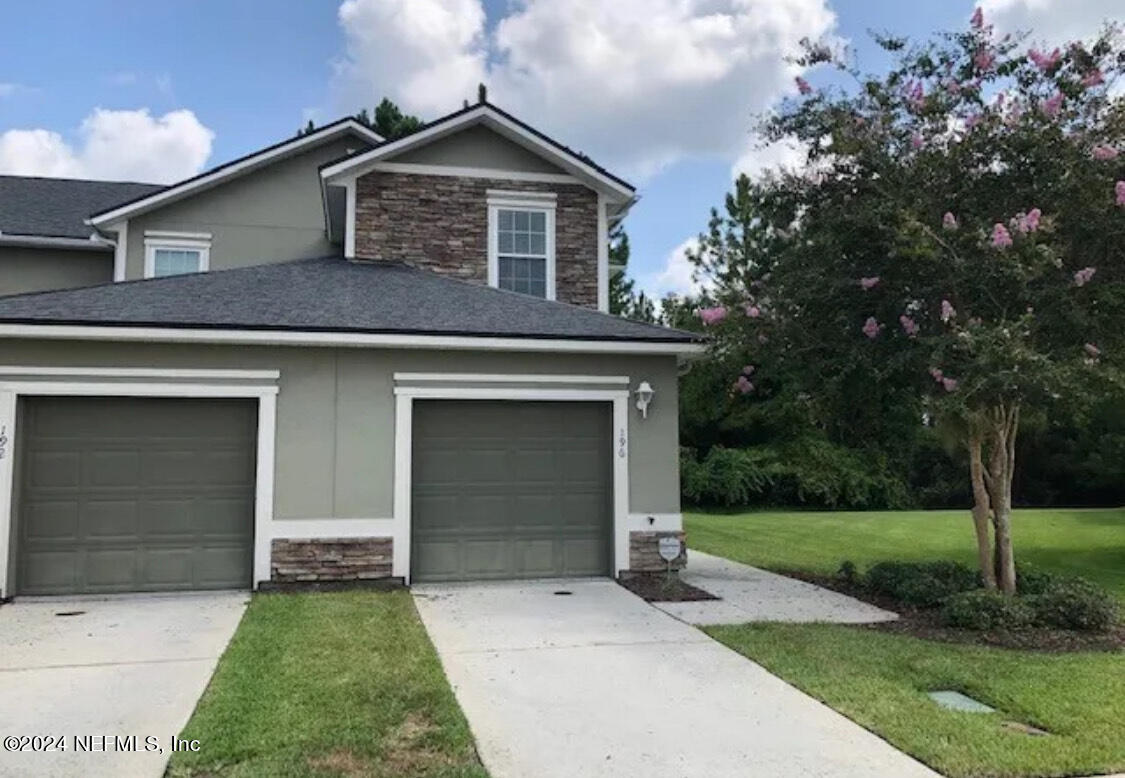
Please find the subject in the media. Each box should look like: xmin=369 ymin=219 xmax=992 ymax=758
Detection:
xmin=0 ymin=592 xmax=247 ymax=778
xmin=414 ymin=579 xmax=938 ymax=778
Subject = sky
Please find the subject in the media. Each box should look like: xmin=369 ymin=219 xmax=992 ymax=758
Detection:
xmin=0 ymin=0 xmax=1118 ymax=300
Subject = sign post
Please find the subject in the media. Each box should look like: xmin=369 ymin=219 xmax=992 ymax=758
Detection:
xmin=657 ymin=535 xmax=682 ymax=585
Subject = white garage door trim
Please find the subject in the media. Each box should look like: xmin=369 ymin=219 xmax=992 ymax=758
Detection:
xmin=393 ymin=375 xmax=631 ymax=584
xmin=0 ymin=367 xmax=279 ymax=598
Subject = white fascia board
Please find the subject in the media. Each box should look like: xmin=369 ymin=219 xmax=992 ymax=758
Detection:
xmin=0 ymin=234 xmax=112 ymax=252
xmin=321 ymin=105 xmax=635 ymax=202
xmin=88 ymin=120 xmax=383 ymax=227
xmin=393 ymin=373 xmax=630 ymax=385
xmin=0 ymin=324 xmax=707 ymax=356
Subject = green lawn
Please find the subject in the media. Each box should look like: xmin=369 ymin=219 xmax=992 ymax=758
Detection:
xmin=685 ymin=508 xmax=1125 ymax=601
xmin=708 ymin=623 xmax=1125 ymax=778
xmin=689 ymin=508 xmax=1125 ymax=778
xmin=168 ymin=590 xmax=488 ymax=778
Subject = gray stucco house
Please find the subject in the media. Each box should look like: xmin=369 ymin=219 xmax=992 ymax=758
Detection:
xmin=0 ymin=102 xmax=703 ymax=598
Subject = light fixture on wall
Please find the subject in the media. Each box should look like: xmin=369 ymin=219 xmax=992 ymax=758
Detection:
xmin=634 ymin=381 xmax=655 ymax=419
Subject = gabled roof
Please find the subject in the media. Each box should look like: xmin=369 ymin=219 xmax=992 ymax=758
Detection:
xmin=0 ymin=256 xmax=702 ymax=350
xmin=87 ymin=118 xmax=383 ymax=227
xmin=0 ymin=175 xmax=162 ymax=241
xmin=320 ymin=102 xmax=636 ymax=202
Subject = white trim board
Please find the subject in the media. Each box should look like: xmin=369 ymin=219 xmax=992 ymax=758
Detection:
xmin=0 ymin=368 xmax=280 ymax=598
xmin=393 ymin=373 xmax=629 ymax=385
xmin=0 ymin=367 xmax=279 ymax=380
xmin=368 ymin=162 xmax=580 ymax=185
xmin=392 ymin=381 xmax=632 ymax=581
xmin=89 ymin=119 xmax=384 ymax=227
xmin=270 ymin=518 xmax=396 ymax=539
xmin=0 ymin=324 xmax=706 ymax=356
xmin=0 ymin=234 xmax=112 ymax=252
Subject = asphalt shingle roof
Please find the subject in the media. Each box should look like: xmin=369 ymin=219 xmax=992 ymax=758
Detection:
xmin=0 ymin=256 xmax=702 ymax=343
xmin=0 ymin=175 xmax=164 ymax=239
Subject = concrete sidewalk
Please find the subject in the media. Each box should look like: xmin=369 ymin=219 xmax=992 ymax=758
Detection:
xmin=655 ymin=550 xmax=899 ymax=625
xmin=0 ymin=592 xmax=247 ymax=778
xmin=414 ymin=579 xmax=938 ymax=778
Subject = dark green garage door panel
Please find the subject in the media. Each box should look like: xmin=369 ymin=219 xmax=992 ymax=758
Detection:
xmin=412 ymin=400 xmax=612 ymax=582
xmin=17 ymin=397 xmax=256 ymax=595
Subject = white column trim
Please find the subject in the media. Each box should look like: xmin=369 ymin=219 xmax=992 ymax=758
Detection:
xmin=392 ymin=393 xmax=413 ymax=580
xmin=344 ymin=177 xmax=357 ymax=259
xmin=0 ymin=368 xmax=279 ymax=598
xmin=112 ymin=220 xmax=128 ymax=282
xmin=597 ymin=193 xmax=609 ymax=313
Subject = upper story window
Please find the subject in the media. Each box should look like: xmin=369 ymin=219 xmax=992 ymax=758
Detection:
xmin=143 ymin=232 xmax=211 ymax=279
xmin=487 ymin=191 xmax=555 ymax=299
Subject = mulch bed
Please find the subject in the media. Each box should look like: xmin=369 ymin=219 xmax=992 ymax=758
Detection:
xmin=618 ymin=574 xmax=720 ymax=602
xmin=777 ymin=569 xmax=1125 ymax=653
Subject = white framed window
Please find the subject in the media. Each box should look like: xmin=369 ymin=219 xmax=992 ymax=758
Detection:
xmin=143 ymin=232 xmax=211 ymax=279
xmin=487 ymin=191 xmax=556 ymax=300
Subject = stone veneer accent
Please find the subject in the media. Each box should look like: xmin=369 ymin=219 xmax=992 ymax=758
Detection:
xmin=354 ymin=172 xmax=599 ymax=308
xmin=270 ymin=537 xmax=393 ymax=583
xmin=629 ymin=530 xmax=687 ymax=572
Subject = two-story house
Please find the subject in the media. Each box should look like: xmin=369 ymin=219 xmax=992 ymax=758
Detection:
xmin=0 ymin=101 xmax=703 ymax=598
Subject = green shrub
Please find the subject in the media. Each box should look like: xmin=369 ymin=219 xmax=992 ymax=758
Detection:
xmin=679 ymin=441 xmax=912 ymax=510
xmin=1015 ymin=563 xmax=1057 ymax=596
xmin=837 ymin=560 xmax=860 ymax=587
xmin=864 ymin=560 xmax=978 ymax=608
xmin=1030 ymin=579 xmax=1119 ymax=632
xmin=940 ymin=590 xmax=1036 ymax=631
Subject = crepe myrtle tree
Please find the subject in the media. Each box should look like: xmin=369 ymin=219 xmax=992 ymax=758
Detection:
xmin=698 ymin=9 xmax=1125 ymax=593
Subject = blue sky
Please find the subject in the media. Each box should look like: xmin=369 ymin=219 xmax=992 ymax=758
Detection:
xmin=0 ymin=0 xmax=1101 ymax=298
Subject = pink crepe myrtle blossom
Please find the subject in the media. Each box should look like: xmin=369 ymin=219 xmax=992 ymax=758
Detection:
xmin=795 ymin=76 xmax=813 ymax=95
xmin=1074 ymin=266 xmax=1097 ymax=286
xmin=1042 ymin=91 xmax=1064 ymax=118
xmin=1006 ymin=100 xmax=1024 ymax=125
xmin=942 ymin=212 xmax=958 ymax=231
xmin=1028 ymin=47 xmax=1061 ymax=72
xmin=698 ymin=306 xmax=728 ymax=325
xmin=1116 ymin=181 xmax=1125 ymax=206
xmin=906 ymin=81 xmax=925 ymax=111
xmin=742 ymin=365 xmax=756 ymax=376
xmin=899 ymin=315 xmax=919 ymax=337
xmin=1084 ymin=343 xmax=1101 ymax=358
xmin=991 ymin=223 xmax=1013 ymax=248
xmin=862 ymin=317 xmax=882 ymax=339
xmin=941 ymin=377 xmax=959 ymax=392
xmin=946 ymin=79 xmax=962 ymax=96
xmin=734 ymin=375 xmax=754 ymax=394
xmin=911 ymin=132 xmax=924 ymax=150
xmin=859 ymin=276 xmax=880 ymax=290
xmin=1082 ymin=69 xmax=1105 ymax=88
xmin=964 ymin=112 xmax=982 ymax=130
xmin=941 ymin=299 xmax=956 ymax=323
xmin=744 ymin=303 xmax=762 ymax=318
xmin=973 ymin=48 xmax=995 ymax=71
xmin=1093 ymin=145 xmax=1119 ymax=160
xmin=929 ymin=367 xmax=944 ymax=382
xmin=1014 ymin=207 xmax=1042 ymax=234
xmin=970 ymin=7 xmax=984 ymax=28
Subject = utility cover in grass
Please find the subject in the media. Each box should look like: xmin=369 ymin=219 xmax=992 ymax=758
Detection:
xmin=928 ymin=690 xmax=996 ymax=713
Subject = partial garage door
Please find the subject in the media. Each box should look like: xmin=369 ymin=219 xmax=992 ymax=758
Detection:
xmin=16 ymin=397 xmax=256 ymax=595
xmin=412 ymin=400 xmax=612 ymax=582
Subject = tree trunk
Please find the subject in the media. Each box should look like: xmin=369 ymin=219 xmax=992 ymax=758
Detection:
xmin=983 ymin=403 xmax=1020 ymax=595
xmin=967 ymin=431 xmax=997 ymax=590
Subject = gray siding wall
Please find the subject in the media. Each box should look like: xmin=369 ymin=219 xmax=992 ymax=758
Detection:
xmin=388 ymin=125 xmax=569 ymax=174
xmin=123 ymin=137 xmax=365 ymax=280
xmin=0 ymin=341 xmax=681 ymax=518
xmin=0 ymin=246 xmax=113 ymax=296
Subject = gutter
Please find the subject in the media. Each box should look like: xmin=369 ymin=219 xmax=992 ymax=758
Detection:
xmin=0 ymin=233 xmax=113 ymax=252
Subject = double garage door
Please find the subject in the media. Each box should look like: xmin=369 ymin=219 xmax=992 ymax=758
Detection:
xmin=14 ymin=397 xmax=256 ymax=596
xmin=412 ymin=400 xmax=613 ymax=582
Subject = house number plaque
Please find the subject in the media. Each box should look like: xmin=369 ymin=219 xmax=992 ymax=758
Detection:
xmin=618 ymin=429 xmax=626 ymax=458
xmin=0 ymin=425 xmax=7 ymax=460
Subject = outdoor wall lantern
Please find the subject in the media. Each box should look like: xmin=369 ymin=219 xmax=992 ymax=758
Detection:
xmin=634 ymin=381 xmax=655 ymax=419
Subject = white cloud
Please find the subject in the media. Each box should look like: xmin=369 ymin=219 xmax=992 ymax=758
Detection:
xmin=981 ymin=0 xmax=1120 ymax=45
xmin=0 ymin=82 xmax=27 ymax=98
xmin=640 ymin=237 xmax=706 ymax=299
xmin=332 ymin=0 xmax=836 ymax=179
xmin=732 ymin=134 xmax=808 ymax=181
xmin=0 ymin=108 xmax=214 ymax=183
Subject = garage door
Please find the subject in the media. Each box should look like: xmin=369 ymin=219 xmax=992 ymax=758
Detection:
xmin=412 ymin=400 xmax=612 ymax=582
xmin=16 ymin=397 xmax=257 ymax=595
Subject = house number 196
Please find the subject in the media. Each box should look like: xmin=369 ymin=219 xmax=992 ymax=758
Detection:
xmin=618 ymin=429 xmax=626 ymax=458
xmin=0 ymin=425 xmax=7 ymax=460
